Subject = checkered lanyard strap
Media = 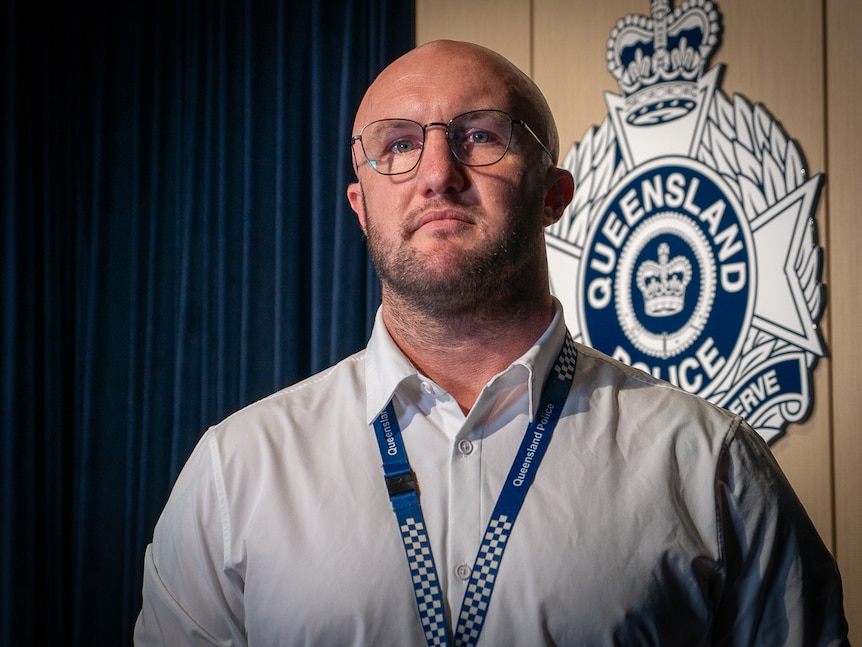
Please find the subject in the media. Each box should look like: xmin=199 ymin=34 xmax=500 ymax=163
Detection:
xmin=373 ymin=400 xmax=451 ymax=646
xmin=373 ymin=333 xmax=578 ymax=647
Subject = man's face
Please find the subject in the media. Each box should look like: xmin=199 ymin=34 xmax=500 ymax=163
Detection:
xmin=347 ymin=45 xmax=556 ymax=318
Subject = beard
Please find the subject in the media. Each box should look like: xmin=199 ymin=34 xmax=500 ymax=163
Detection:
xmin=363 ymin=193 xmax=549 ymax=323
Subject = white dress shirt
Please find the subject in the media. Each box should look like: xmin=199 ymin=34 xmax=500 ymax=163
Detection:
xmin=135 ymin=303 xmax=848 ymax=646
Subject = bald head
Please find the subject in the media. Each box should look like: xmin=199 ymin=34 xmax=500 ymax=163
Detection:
xmin=353 ymin=40 xmax=561 ymax=163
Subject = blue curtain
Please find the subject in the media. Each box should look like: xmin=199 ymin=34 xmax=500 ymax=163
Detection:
xmin=1 ymin=0 xmax=414 ymax=643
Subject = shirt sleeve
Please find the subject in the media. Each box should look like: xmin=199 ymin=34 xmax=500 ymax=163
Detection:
xmin=712 ymin=421 xmax=849 ymax=646
xmin=134 ymin=430 xmax=247 ymax=646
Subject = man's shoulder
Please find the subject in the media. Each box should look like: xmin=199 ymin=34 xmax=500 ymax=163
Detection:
xmin=211 ymin=348 xmax=369 ymax=438
xmin=571 ymin=341 xmax=742 ymax=436
xmin=573 ymin=341 xmax=679 ymax=392
xmin=275 ymin=348 xmax=369 ymax=402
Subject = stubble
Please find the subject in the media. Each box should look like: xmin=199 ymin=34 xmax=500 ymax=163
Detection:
xmin=363 ymin=191 xmax=549 ymax=325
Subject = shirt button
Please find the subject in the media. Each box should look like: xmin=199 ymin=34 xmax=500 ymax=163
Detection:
xmin=455 ymin=563 xmax=472 ymax=580
xmin=421 ymin=382 xmax=434 ymax=394
xmin=457 ymin=439 xmax=473 ymax=455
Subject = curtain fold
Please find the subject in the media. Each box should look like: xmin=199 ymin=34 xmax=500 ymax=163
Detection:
xmin=2 ymin=0 xmax=414 ymax=643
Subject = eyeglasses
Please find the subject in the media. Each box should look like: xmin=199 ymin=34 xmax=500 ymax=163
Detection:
xmin=351 ymin=109 xmax=553 ymax=176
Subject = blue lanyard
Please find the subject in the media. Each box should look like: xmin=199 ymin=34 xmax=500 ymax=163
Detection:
xmin=372 ymin=332 xmax=577 ymax=647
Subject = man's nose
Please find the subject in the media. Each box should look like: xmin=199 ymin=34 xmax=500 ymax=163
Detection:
xmin=415 ymin=126 xmax=466 ymax=194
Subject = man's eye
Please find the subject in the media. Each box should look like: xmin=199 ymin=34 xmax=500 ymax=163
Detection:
xmin=392 ymin=140 xmax=416 ymax=154
xmin=469 ymin=131 xmax=491 ymax=144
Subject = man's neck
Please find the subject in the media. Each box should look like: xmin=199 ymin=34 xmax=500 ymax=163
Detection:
xmin=381 ymin=294 xmax=556 ymax=413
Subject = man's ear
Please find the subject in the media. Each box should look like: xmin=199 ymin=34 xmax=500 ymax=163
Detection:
xmin=347 ymin=182 xmax=367 ymax=231
xmin=543 ymin=167 xmax=575 ymax=227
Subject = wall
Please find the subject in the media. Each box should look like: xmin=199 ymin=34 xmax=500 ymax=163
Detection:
xmin=417 ymin=0 xmax=860 ymax=639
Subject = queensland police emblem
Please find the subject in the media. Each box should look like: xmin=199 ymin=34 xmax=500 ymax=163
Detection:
xmin=546 ymin=0 xmax=825 ymax=444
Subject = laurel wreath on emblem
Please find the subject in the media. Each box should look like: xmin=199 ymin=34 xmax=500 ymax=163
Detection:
xmin=557 ymin=86 xmax=824 ymax=434
xmin=701 ymin=89 xmax=824 ymax=429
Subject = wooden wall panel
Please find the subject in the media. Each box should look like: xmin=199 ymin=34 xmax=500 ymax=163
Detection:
xmin=415 ymin=0 xmax=533 ymax=75
xmin=827 ymin=0 xmax=862 ymax=635
xmin=417 ymin=0 xmax=858 ymax=639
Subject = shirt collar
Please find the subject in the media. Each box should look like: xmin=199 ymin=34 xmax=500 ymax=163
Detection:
xmin=364 ymin=299 xmax=568 ymax=424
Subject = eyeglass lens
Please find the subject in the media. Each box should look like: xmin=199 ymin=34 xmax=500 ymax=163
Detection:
xmin=357 ymin=110 xmax=515 ymax=175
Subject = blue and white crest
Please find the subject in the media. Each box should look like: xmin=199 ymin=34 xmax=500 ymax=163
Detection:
xmin=546 ymin=0 xmax=825 ymax=444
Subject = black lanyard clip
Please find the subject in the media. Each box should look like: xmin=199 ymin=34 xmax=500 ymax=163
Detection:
xmin=385 ymin=471 xmax=419 ymax=498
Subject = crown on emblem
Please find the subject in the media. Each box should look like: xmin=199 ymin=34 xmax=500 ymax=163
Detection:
xmin=607 ymin=0 xmax=720 ymax=125
xmin=636 ymin=242 xmax=692 ymax=317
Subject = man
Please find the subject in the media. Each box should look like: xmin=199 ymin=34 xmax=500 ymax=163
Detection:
xmin=135 ymin=40 xmax=848 ymax=645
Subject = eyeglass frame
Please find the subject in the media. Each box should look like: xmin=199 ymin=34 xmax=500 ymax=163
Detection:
xmin=350 ymin=109 xmax=554 ymax=176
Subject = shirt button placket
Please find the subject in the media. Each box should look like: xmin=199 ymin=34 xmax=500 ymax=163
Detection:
xmin=448 ymin=428 xmax=481 ymax=607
